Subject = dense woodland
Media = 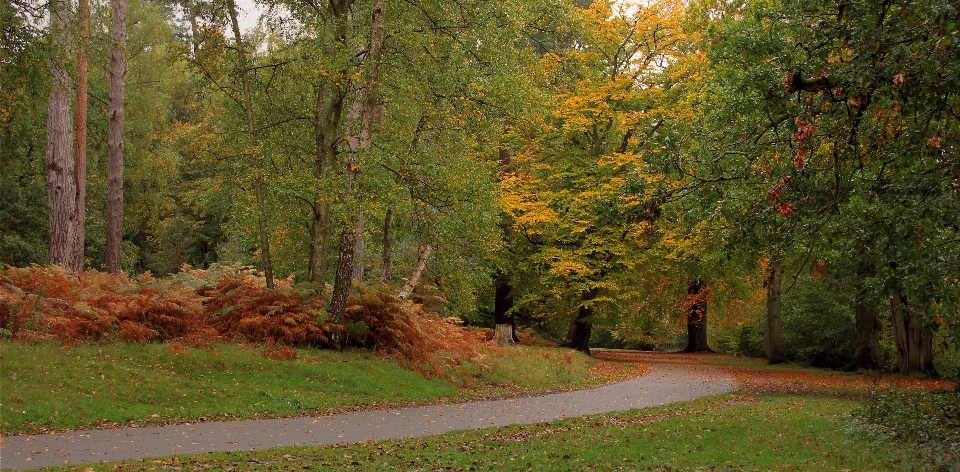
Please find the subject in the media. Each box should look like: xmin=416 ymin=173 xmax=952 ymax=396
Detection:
xmin=1 ymin=0 xmax=958 ymax=378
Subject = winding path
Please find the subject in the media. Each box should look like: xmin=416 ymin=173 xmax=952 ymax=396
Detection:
xmin=1 ymin=363 xmax=734 ymax=470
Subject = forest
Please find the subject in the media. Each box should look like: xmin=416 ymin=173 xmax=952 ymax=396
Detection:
xmin=1 ymin=0 xmax=958 ymax=380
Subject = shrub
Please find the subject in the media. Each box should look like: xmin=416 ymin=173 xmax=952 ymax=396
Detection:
xmin=0 ymin=265 xmax=488 ymax=370
xmin=849 ymin=389 xmax=960 ymax=470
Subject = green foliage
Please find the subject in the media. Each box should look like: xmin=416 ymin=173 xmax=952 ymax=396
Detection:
xmin=781 ymin=276 xmax=856 ymax=368
xmin=0 ymin=1 xmax=49 ymax=267
xmin=850 ymin=389 xmax=960 ymax=470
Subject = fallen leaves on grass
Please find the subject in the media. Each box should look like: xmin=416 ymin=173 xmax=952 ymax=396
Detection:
xmin=594 ymin=350 xmax=956 ymax=398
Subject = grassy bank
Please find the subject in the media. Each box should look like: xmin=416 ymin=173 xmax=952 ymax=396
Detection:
xmin=43 ymin=394 xmax=904 ymax=471
xmin=0 ymin=341 xmax=636 ymax=435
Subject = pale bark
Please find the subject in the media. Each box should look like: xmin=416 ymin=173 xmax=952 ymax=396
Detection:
xmin=105 ymin=0 xmax=127 ymax=274
xmin=74 ymin=0 xmax=89 ymax=270
xmin=46 ymin=0 xmax=82 ymax=272
xmin=764 ymin=256 xmax=786 ymax=364
xmin=495 ymin=324 xmax=515 ymax=346
xmin=398 ymin=244 xmax=432 ymax=301
xmin=329 ymin=0 xmax=387 ymax=331
xmin=227 ymin=0 xmax=274 ymax=289
xmin=493 ymin=272 xmax=515 ymax=346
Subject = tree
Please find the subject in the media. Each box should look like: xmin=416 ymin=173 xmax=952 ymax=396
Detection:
xmin=105 ymin=0 xmax=127 ymax=273
xmin=226 ymin=0 xmax=275 ymax=289
xmin=1 ymin=1 xmax=49 ymax=266
xmin=502 ymin=0 xmax=688 ymax=353
xmin=45 ymin=0 xmax=83 ymax=272
xmin=706 ymin=0 xmax=960 ymax=370
xmin=75 ymin=0 xmax=89 ymax=270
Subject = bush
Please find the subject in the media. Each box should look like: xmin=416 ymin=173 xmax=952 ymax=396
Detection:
xmin=0 ymin=265 xmax=488 ymax=370
xmin=849 ymin=389 xmax=960 ymax=470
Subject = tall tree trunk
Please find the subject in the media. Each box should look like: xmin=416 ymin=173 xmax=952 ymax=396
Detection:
xmin=493 ymin=272 xmax=515 ymax=346
xmin=74 ymin=0 xmax=89 ymax=270
xmin=846 ymin=264 xmax=882 ymax=370
xmin=308 ymin=76 xmax=343 ymax=283
xmin=308 ymin=200 xmax=331 ymax=282
xmin=682 ymin=278 xmax=712 ymax=352
xmin=764 ymin=256 xmax=786 ymax=364
xmin=46 ymin=0 xmax=81 ymax=272
xmin=104 ymin=0 xmax=126 ymax=274
xmin=328 ymin=0 xmax=386 ymax=341
xmin=891 ymin=293 xmax=935 ymax=375
xmin=563 ymin=287 xmax=599 ymax=355
xmin=226 ymin=0 xmax=274 ymax=289
xmin=381 ymin=208 xmax=393 ymax=282
xmin=352 ymin=210 xmax=365 ymax=282
xmin=398 ymin=244 xmax=432 ymax=300
xmin=493 ymin=148 xmax=518 ymax=344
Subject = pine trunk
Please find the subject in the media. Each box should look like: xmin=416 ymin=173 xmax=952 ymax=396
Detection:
xmin=682 ymin=279 xmax=712 ymax=352
xmin=764 ymin=256 xmax=786 ymax=364
xmin=46 ymin=0 xmax=81 ymax=272
xmin=74 ymin=0 xmax=89 ymax=270
xmin=105 ymin=0 xmax=126 ymax=274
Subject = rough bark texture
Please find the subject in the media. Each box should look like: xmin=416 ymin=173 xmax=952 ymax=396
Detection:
xmin=352 ymin=211 xmax=365 ymax=283
xmin=328 ymin=0 xmax=386 ymax=329
xmin=563 ymin=288 xmax=598 ymax=355
xmin=328 ymin=229 xmax=356 ymax=328
xmin=764 ymin=257 xmax=786 ymax=364
xmin=105 ymin=0 xmax=126 ymax=274
xmin=46 ymin=0 xmax=82 ymax=272
xmin=74 ymin=0 xmax=89 ymax=270
xmin=227 ymin=0 xmax=274 ymax=289
xmin=398 ymin=244 xmax=432 ymax=301
xmin=846 ymin=264 xmax=882 ymax=371
xmin=891 ymin=293 xmax=935 ymax=375
xmin=380 ymin=208 xmax=393 ymax=282
xmin=682 ymin=279 xmax=712 ymax=352
xmin=493 ymin=273 xmax=515 ymax=346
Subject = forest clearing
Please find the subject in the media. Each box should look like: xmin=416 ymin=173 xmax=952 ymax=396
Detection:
xmin=2 ymin=0 xmax=959 ymax=469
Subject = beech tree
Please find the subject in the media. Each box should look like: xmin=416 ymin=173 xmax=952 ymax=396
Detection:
xmin=503 ymin=0 xmax=688 ymax=353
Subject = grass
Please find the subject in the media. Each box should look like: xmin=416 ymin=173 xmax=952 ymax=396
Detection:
xmin=42 ymin=394 xmax=906 ymax=471
xmin=0 ymin=341 xmax=623 ymax=435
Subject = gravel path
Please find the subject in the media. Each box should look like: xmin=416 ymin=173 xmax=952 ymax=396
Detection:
xmin=1 ymin=363 xmax=735 ymax=470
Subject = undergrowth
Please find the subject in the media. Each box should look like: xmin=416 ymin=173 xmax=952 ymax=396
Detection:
xmin=0 ymin=265 xmax=492 ymax=370
xmin=848 ymin=389 xmax=960 ymax=471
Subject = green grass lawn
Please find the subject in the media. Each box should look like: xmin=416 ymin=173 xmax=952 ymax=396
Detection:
xmin=0 ymin=341 xmax=615 ymax=435
xmin=42 ymin=394 xmax=907 ymax=471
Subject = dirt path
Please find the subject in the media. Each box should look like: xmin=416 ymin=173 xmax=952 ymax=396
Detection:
xmin=1 ymin=363 xmax=734 ymax=470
